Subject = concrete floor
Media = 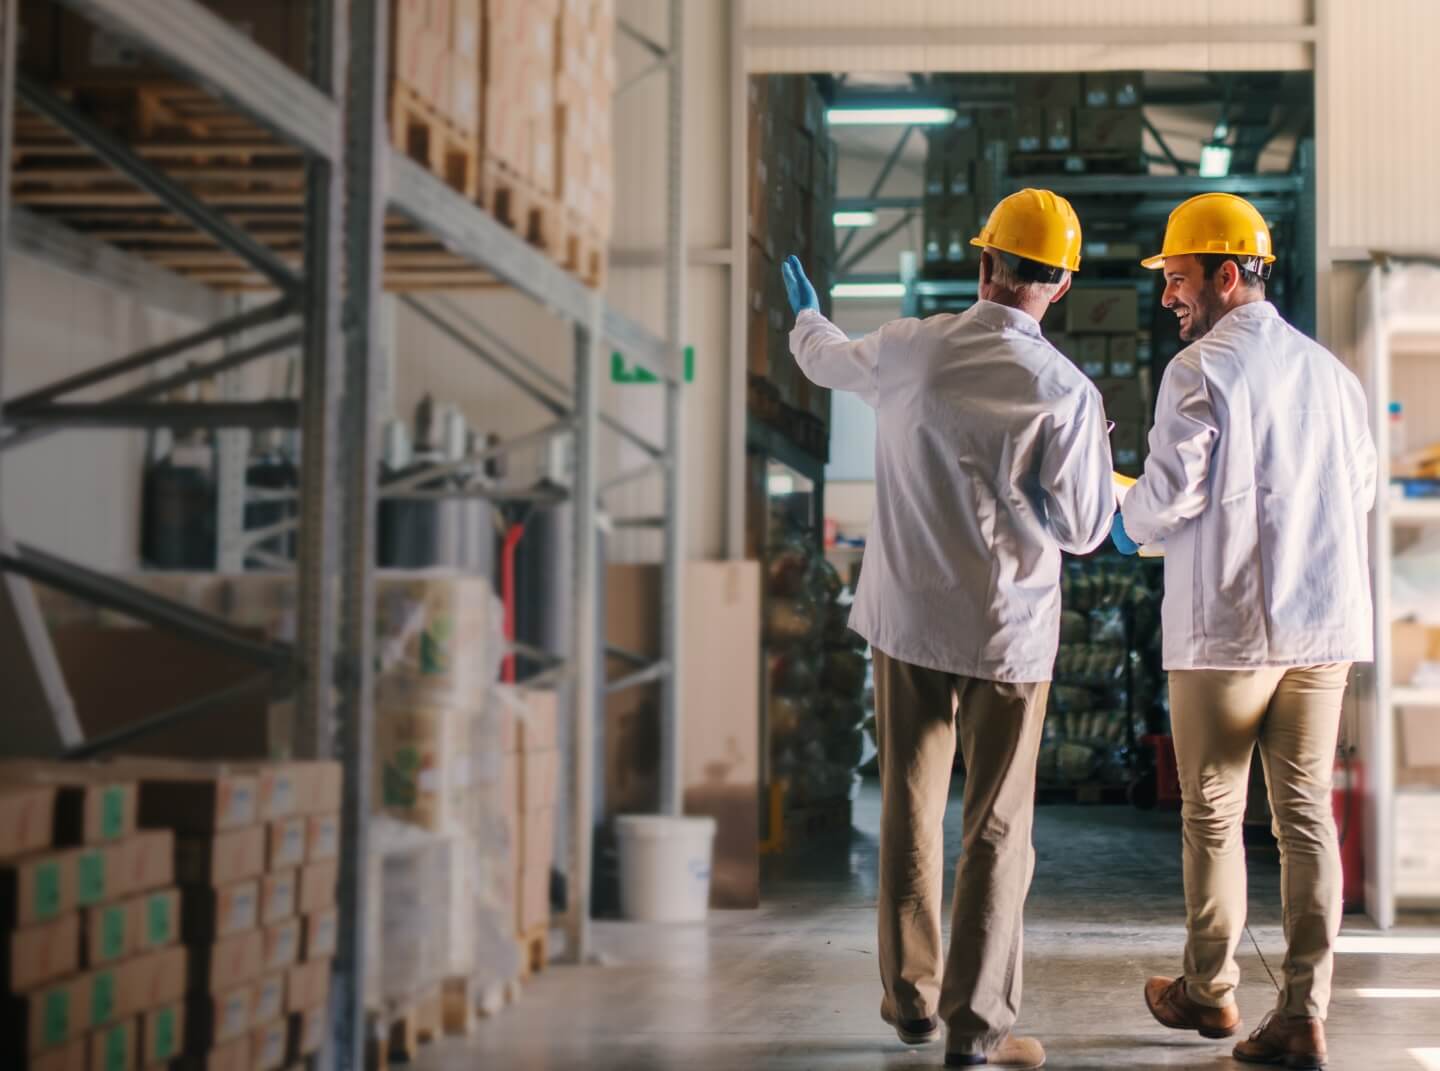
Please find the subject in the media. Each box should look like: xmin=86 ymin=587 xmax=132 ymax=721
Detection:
xmin=417 ymin=782 xmax=1440 ymax=1070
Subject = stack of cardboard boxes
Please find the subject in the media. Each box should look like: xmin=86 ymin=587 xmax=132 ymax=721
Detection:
xmin=747 ymin=75 xmax=838 ymax=458
xmin=505 ymin=691 xmax=560 ymax=946
xmin=555 ymin=0 xmax=616 ymax=243
xmin=0 ymin=765 xmax=181 ymax=1071
xmin=390 ymin=0 xmax=484 ymax=142
xmin=1012 ymin=73 xmax=1143 ymax=166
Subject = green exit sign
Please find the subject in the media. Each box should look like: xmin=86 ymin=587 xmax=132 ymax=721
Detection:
xmin=611 ymin=347 xmax=695 ymax=384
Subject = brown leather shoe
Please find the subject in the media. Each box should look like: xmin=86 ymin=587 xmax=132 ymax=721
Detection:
xmin=1143 ymin=976 xmax=1242 ymax=1039
xmin=879 ymin=998 xmax=941 ymax=1045
xmin=944 ymin=1035 xmax=1046 ymax=1068
xmin=1233 ymin=1011 xmax=1327 ymax=1069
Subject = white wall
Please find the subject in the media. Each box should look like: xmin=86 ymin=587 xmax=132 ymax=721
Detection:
xmin=0 ymin=255 xmax=206 ymax=569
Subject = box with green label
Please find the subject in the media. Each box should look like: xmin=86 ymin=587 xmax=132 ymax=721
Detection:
xmin=0 ymin=784 xmax=58 ymax=860
xmin=1 ymin=971 xmax=91 ymax=1057
xmin=3 ymin=911 xmax=80 ymax=992
xmin=81 ymin=887 xmax=179 ymax=967
xmin=88 ymin=1017 xmax=137 ymax=1071
xmin=141 ymin=1001 xmax=185 ymax=1065
xmin=0 ymin=847 xmax=79 ymax=927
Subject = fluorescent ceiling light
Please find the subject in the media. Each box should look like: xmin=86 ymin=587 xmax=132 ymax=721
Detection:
xmin=833 ymin=210 xmax=878 ymax=228
xmin=767 ymin=474 xmax=796 ymax=495
xmin=826 ymin=106 xmax=957 ymax=127
xmin=1411 ymin=1050 xmax=1440 ymax=1071
xmin=832 ymin=282 xmax=906 ymax=299
xmin=1336 ymin=935 xmax=1440 ymax=955
xmin=1199 ymin=143 xmax=1232 ymax=177
xmin=1352 ymin=988 xmax=1440 ymax=999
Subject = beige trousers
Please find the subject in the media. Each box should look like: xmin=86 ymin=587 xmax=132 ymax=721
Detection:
xmin=872 ymin=648 xmax=1049 ymax=1055
xmin=1169 ymin=663 xmax=1350 ymax=1020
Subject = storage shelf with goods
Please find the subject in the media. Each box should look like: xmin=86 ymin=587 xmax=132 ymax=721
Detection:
xmin=11 ymin=0 xmax=615 ymax=292
xmin=747 ymin=74 xmax=839 ymax=466
xmin=1362 ymin=263 xmax=1440 ymax=924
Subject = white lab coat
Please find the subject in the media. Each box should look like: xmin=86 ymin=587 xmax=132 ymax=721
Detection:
xmin=790 ymin=302 xmax=1115 ymax=683
xmin=1122 ymin=301 xmax=1376 ymax=671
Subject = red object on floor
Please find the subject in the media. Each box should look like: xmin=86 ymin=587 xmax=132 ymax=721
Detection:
xmin=501 ymin=523 xmax=525 ymax=684
xmin=1333 ymin=753 xmax=1365 ymax=910
xmin=1144 ymin=733 xmax=1182 ymax=807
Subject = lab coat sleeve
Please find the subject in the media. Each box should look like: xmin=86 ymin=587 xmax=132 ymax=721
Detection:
xmin=1122 ymin=352 xmax=1218 ymax=546
xmin=1038 ymin=386 xmax=1116 ymax=555
xmin=1348 ymin=384 xmax=1379 ymax=515
xmin=788 ymin=308 xmax=889 ymax=408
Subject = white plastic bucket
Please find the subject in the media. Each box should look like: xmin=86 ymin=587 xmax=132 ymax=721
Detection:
xmin=615 ymin=815 xmax=717 ymax=923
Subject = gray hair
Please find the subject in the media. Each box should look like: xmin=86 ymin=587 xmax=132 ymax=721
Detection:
xmin=989 ymin=253 xmax=1068 ymax=302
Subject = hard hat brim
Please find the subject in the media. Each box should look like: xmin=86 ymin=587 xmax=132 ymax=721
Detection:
xmin=1139 ymin=249 xmax=1278 ymax=270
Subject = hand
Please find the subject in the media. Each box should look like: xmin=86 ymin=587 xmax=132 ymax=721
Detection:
xmin=1111 ymin=512 xmax=1139 ymax=556
xmin=781 ymin=254 xmax=819 ymax=315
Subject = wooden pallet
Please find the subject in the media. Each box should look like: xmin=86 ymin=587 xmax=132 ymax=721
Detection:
xmin=517 ymin=925 xmax=550 ymax=981
xmin=553 ymin=210 xmax=608 ymax=288
xmin=389 ymin=83 xmax=480 ymax=200
xmin=440 ymin=975 xmax=481 ymax=1037
xmin=381 ymin=985 xmax=444 ymax=1065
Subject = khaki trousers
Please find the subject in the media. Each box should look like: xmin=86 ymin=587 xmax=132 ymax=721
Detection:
xmin=872 ymin=648 xmax=1049 ymax=1055
xmin=1169 ymin=663 xmax=1350 ymax=1020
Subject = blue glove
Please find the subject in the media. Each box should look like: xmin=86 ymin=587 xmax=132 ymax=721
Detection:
xmin=1111 ymin=512 xmax=1139 ymax=556
xmin=781 ymin=254 xmax=819 ymax=315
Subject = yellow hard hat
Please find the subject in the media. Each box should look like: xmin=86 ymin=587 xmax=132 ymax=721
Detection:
xmin=1141 ymin=192 xmax=1275 ymax=269
xmin=970 ymin=188 xmax=1082 ymax=272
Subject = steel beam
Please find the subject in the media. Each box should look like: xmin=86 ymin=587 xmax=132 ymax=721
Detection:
xmin=614 ymin=515 xmax=665 ymax=529
xmin=1141 ymin=115 xmax=1190 ymax=174
xmin=598 ymin=458 xmax=664 ymax=495
xmin=52 ymin=0 xmax=340 ymax=159
xmin=1 ymin=542 xmax=291 ymax=669
xmin=3 ymin=299 xmax=293 ymax=411
xmin=8 ymin=209 xmax=228 ymax=322
xmin=1 ymin=400 xmax=299 ymax=432
xmin=837 ymin=125 xmax=913 ymax=264
xmin=63 ymin=673 xmax=276 ymax=760
xmin=564 ymin=297 xmax=602 ymax=964
xmin=333 ymin=0 xmax=385 ymax=1064
xmin=388 ymin=158 xmax=675 ymax=383
xmin=744 ymin=23 xmax=1317 ymax=49
xmin=658 ymin=0 xmax=687 ymax=820
xmin=606 ymin=660 xmax=671 ymax=695
xmin=17 ymin=77 xmax=301 ymax=293
xmin=838 ymin=211 xmax=917 ymax=276
xmin=618 ymin=17 xmax=669 ymax=60
xmin=605 ymin=643 xmax=651 ymax=668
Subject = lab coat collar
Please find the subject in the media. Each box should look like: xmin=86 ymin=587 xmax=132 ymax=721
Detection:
xmin=1213 ymin=299 xmax=1279 ymax=331
xmin=968 ymin=298 xmax=1044 ymax=339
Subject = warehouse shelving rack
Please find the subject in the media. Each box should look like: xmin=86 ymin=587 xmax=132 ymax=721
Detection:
xmin=0 ymin=0 xmax=687 ymax=1066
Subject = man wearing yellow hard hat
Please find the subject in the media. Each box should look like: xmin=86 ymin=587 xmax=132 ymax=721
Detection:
xmin=782 ymin=189 xmax=1114 ymax=1070
xmin=1116 ymin=193 xmax=1376 ymax=1068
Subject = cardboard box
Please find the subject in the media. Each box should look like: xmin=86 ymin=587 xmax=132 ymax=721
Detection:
xmin=1076 ymin=108 xmax=1144 ymax=153
xmin=252 ymin=1018 xmax=287 ymax=1071
xmin=141 ymin=1001 xmax=185 ymax=1066
xmin=518 ymin=808 xmax=555 ymax=873
xmin=1076 ymin=336 xmax=1109 ymax=378
xmin=1112 ymin=421 xmax=1144 ymax=470
xmin=121 ymin=945 xmax=188 ymax=1017
xmin=1067 ymin=288 xmax=1140 ymax=333
xmin=1096 ymin=377 xmax=1147 ymax=426
xmin=84 ymin=888 xmax=178 ymax=967
xmin=375 ymin=703 xmax=472 ymax=830
xmin=252 ymin=973 xmax=285 ymax=1028
xmin=286 ymin=1006 xmax=326 ymax=1061
xmin=0 ymin=783 xmax=57 ymax=860
xmin=1025 ymin=74 xmax=1082 ymax=108
xmin=1392 ymin=622 xmax=1440 ymax=686
xmin=1112 ymin=71 xmax=1143 ymax=108
xmin=266 ymin=820 xmax=306 ymax=872
xmin=262 ymin=918 xmax=301 ymax=974
xmin=284 ymin=958 xmax=331 ymax=1014
xmin=1107 ymin=335 xmax=1140 ymax=377
xmin=89 ymin=1017 xmax=137 ymax=1071
xmin=2 ymin=971 xmax=88 ymax=1055
xmin=29 ymin=1037 xmax=86 ymax=1071
xmin=186 ymin=985 xmax=253 ymax=1049
xmin=182 ymin=880 xmax=259 ymax=943
xmin=0 ymin=763 xmax=136 ymax=847
xmin=305 ymin=815 xmax=339 ymax=864
xmin=259 ymin=871 xmax=296 ymax=926
xmin=3 ymin=911 xmax=80 ymax=992
xmin=0 ymin=846 xmax=73 ymax=927
xmin=175 ymin=828 xmax=266 ymax=888
xmin=297 ymin=860 xmax=338 ymax=915
xmin=518 ymin=690 xmax=561 ymax=752
xmin=301 ymin=908 xmax=337 ymax=962
xmin=1082 ymin=72 xmax=1112 ymax=108
xmin=131 ymin=765 xmax=259 ymax=834
xmin=171 ymin=1034 xmax=251 ymax=1071
xmin=230 ymin=765 xmax=308 ymax=824
xmin=1400 ymin=704 xmax=1440 ymax=769
xmin=191 ymin=930 xmax=265 ymax=995
xmin=1013 ymin=105 xmax=1045 ymax=153
xmin=122 ymin=830 xmax=176 ymax=896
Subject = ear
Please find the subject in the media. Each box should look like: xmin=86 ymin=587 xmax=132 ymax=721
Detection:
xmin=979 ymin=249 xmax=995 ymax=286
xmin=1218 ymin=259 xmax=1242 ymax=298
xmin=1050 ymin=273 xmax=1073 ymax=304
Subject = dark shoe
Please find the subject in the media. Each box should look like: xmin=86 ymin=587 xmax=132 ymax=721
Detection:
xmin=879 ymin=1002 xmax=941 ymax=1045
xmin=1234 ymin=1011 xmax=1327 ymax=1069
xmin=1143 ymin=976 xmax=1242 ymax=1039
xmin=944 ymin=1036 xmax=1046 ymax=1068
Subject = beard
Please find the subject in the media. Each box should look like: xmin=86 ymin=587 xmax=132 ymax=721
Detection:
xmin=1178 ymin=283 xmax=1227 ymax=341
